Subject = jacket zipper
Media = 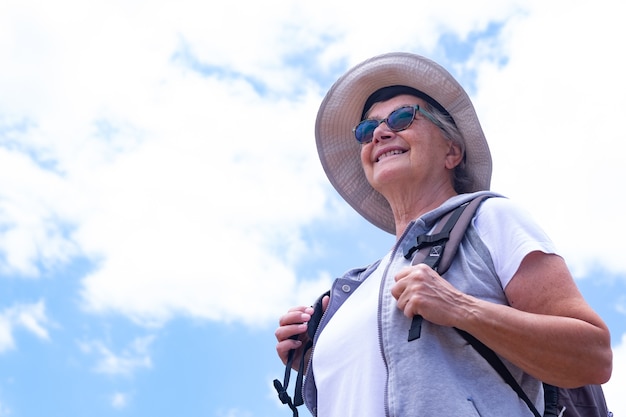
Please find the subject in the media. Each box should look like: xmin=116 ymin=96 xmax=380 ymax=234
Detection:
xmin=378 ymin=222 xmax=417 ymax=417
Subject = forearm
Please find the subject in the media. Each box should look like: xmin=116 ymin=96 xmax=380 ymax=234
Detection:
xmin=458 ymin=296 xmax=612 ymax=387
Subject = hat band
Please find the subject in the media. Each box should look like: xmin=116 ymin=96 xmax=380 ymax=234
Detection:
xmin=360 ymin=85 xmax=452 ymax=122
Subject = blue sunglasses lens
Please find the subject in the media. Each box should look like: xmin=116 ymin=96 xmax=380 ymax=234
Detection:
xmin=388 ymin=107 xmax=416 ymax=130
xmin=354 ymin=120 xmax=379 ymax=144
xmin=354 ymin=106 xmax=417 ymax=143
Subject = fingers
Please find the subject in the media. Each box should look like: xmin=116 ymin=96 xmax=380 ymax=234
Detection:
xmin=275 ymin=306 xmax=315 ymax=365
xmin=392 ymin=264 xmax=466 ymax=327
xmin=393 ymin=265 xmax=413 ymax=282
xmin=391 ymin=264 xmax=430 ymax=300
xmin=393 ymin=286 xmax=418 ymax=319
xmin=276 ymin=307 xmax=313 ymax=339
xmin=392 ymin=264 xmax=442 ymax=317
xmin=275 ymin=328 xmax=306 ymax=364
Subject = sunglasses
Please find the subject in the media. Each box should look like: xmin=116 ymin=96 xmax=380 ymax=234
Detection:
xmin=352 ymin=105 xmax=443 ymax=144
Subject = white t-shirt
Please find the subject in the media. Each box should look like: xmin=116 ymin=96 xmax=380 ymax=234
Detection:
xmin=312 ymin=253 xmax=389 ymax=417
xmin=311 ymin=198 xmax=556 ymax=417
xmin=473 ymin=197 xmax=556 ymax=288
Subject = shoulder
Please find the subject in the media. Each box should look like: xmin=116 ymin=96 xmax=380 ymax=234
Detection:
xmin=473 ymin=196 xmax=542 ymax=231
xmin=476 ymin=195 xmax=528 ymax=217
xmin=474 ymin=195 xmax=553 ymax=243
xmin=470 ymin=195 xmax=558 ymax=287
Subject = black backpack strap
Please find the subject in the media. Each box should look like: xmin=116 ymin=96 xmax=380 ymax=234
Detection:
xmin=273 ymin=340 xmax=309 ymax=417
xmin=274 ymin=338 xmax=313 ymax=417
xmin=543 ymin=384 xmax=560 ymax=417
xmin=273 ymin=290 xmax=329 ymax=416
xmin=456 ymin=329 xmax=542 ymax=417
xmin=405 ymin=194 xmax=493 ymax=341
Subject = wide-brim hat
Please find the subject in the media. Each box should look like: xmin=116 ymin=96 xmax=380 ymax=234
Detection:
xmin=315 ymin=52 xmax=492 ymax=234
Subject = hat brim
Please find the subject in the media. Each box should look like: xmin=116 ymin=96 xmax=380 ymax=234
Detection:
xmin=315 ymin=52 xmax=492 ymax=234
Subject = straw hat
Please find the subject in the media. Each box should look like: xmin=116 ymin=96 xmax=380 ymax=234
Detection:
xmin=315 ymin=52 xmax=492 ymax=234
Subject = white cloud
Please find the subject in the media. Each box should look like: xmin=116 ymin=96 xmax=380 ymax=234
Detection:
xmin=471 ymin=0 xmax=626 ymax=277
xmin=1 ymin=0 xmax=334 ymax=326
xmin=0 ymin=147 xmax=79 ymax=277
xmin=216 ymin=408 xmax=252 ymax=417
xmin=0 ymin=317 xmax=12 ymax=353
xmin=79 ymin=335 xmax=154 ymax=377
xmin=111 ymin=392 xmax=130 ymax=409
xmin=0 ymin=301 xmax=50 ymax=353
xmin=1 ymin=0 xmax=625 ymax=332
xmin=0 ymin=401 xmax=10 ymax=417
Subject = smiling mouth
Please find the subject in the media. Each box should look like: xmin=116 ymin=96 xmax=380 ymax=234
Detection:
xmin=377 ymin=149 xmax=407 ymax=162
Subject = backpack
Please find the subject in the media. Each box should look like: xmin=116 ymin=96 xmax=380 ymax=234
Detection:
xmin=274 ymin=194 xmax=612 ymax=417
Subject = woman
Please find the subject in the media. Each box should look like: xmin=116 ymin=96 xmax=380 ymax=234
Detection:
xmin=275 ymin=52 xmax=612 ymax=416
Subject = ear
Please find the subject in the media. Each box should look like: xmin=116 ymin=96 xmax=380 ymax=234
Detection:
xmin=445 ymin=142 xmax=464 ymax=169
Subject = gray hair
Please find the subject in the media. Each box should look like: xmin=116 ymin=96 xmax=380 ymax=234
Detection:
xmin=422 ymin=102 xmax=472 ymax=194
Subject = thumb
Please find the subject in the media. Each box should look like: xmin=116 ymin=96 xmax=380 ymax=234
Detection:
xmin=322 ymin=295 xmax=330 ymax=312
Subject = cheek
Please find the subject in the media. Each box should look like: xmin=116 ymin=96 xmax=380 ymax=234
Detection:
xmin=359 ymin=145 xmax=375 ymax=180
xmin=358 ymin=143 xmax=367 ymax=161
xmin=360 ymin=145 xmax=372 ymax=167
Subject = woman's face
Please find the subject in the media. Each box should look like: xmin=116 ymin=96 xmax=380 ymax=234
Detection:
xmin=359 ymin=94 xmax=462 ymax=195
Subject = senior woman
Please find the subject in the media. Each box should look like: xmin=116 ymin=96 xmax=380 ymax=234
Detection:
xmin=274 ymin=53 xmax=612 ymax=417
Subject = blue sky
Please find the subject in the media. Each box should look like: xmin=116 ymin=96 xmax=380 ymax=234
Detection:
xmin=1 ymin=0 xmax=625 ymax=416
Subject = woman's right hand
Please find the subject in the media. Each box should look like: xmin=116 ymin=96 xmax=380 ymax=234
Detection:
xmin=275 ymin=305 xmax=315 ymax=368
xmin=275 ymin=295 xmax=329 ymax=369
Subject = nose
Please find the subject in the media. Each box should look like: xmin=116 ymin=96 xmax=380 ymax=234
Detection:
xmin=372 ymin=121 xmax=394 ymax=143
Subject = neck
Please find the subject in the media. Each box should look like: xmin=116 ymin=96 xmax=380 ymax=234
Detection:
xmin=385 ymin=183 xmax=458 ymax=240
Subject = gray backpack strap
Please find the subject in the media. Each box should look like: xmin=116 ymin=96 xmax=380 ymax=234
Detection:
xmin=404 ymin=194 xmax=493 ymax=341
xmin=436 ymin=194 xmax=493 ymax=274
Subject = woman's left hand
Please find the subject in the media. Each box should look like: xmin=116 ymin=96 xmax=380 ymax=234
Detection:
xmin=391 ymin=263 xmax=471 ymax=328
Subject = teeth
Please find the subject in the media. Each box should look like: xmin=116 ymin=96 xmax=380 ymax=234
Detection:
xmin=378 ymin=150 xmax=404 ymax=162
